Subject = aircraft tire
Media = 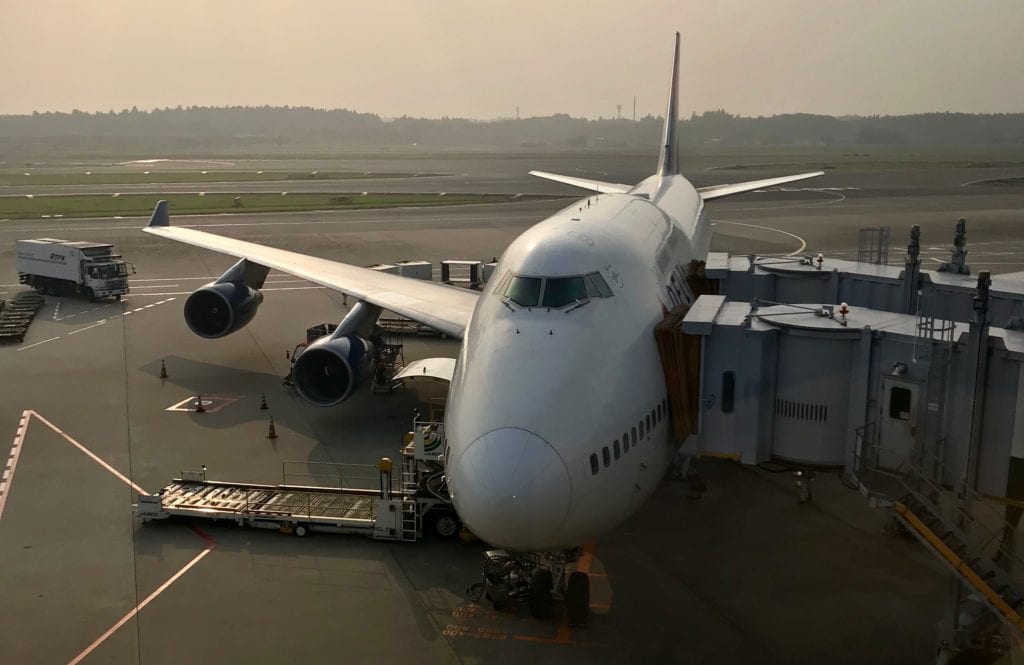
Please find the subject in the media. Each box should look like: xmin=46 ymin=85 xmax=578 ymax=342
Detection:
xmin=529 ymin=569 xmax=554 ymax=620
xmin=431 ymin=511 xmax=460 ymax=539
xmin=566 ymin=571 xmax=590 ymax=626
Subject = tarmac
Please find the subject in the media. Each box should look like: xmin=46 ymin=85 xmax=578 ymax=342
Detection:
xmin=1 ymin=151 xmax=1023 ymax=664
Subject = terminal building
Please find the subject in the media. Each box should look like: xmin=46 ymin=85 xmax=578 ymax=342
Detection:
xmin=661 ymin=221 xmax=1024 ymax=660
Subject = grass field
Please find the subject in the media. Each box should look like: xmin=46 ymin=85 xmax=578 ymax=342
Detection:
xmin=0 ymin=170 xmax=443 ymax=186
xmin=0 ymin=192 xmax=547 ymax=219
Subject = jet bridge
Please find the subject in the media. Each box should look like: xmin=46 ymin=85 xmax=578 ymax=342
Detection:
xmin=664 ymin=219 xmax=1024 ymax=661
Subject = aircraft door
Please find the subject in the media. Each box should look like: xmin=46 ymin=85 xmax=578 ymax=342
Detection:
xmin=877 ymin=378 xmax=919 ymax=470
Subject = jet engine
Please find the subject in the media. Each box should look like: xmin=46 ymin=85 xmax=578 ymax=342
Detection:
xmin=292 ymin=334 xmax=374 ymax=406
xmin=184 ymin=281 xmax=264 ymax=339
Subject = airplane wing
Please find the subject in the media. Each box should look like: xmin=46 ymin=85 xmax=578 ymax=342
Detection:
xmin=697 ymin=171 xmax=825 ymax=200
xmin=528 ymin=170 xmax=632 ymax=194
xmin=143 ymin=201 xmax=478 ymax=339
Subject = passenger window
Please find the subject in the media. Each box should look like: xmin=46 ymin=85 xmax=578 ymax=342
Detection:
xmin=589 ymin=453 xmax=599 ymax=475
xmin=632 ymin=426 xmax=637 ymax=444
xmin=602 ymin=447 xmax=611 ymax=468
xmin=542 ymin=276 xmax=588 ymax=308
xmin=505 ymin=276 xmax=542 ymax=307
xmin=657 ymin=403 xmax=662 ymax=421
xmin=646 ymin=414 xmax=651 ymax=431
xmin=623 ymin=434 xmax=630 ymax=453
xmin=639 ymin=421 xmax=645 ymax=439
xmin=613 ymin=440 xmax=620 ymax=460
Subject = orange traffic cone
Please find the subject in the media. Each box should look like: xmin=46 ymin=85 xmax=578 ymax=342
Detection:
xmin=260 ymin=392 xmax=268 ymax=410
xmin=160 ymin=359 xmax=168 ymax=379
xmin=194 ymin=393 xmax=206 ymax=413
xmin=267 ymin=417 xmax=278 ymax=440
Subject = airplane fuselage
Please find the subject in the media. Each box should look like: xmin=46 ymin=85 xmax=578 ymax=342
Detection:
xmin=445 ymin=174 xmax=709 ymax=550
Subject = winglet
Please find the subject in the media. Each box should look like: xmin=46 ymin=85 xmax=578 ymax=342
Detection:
xmin=147 ymin=200 xmax=169 ymax=227
xmin=657 ymin=32 xmax=681 ymax=177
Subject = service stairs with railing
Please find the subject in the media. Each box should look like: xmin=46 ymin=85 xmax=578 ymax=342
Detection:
xmin=893 ymin=489 xmax=1024 ymax=635
xmin=855 ymin=444 xmax=1024 ymax=638
xmin=400 ymin=448 xmax=420 ymax=542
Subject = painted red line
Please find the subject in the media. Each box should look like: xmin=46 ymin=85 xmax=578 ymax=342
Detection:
xmin=189 ymin=524 xmax=216 ymax=546
xmin=27 ymin=411 xmax=147 ymax=495
xmin=67 ymin=545 xmax=214 ymax=665
xmin=0 ymin=410 xmax=31 ymax=521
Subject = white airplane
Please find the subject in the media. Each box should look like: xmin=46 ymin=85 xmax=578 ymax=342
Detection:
xmin=144 ymin=33 xmax=822 ymax=619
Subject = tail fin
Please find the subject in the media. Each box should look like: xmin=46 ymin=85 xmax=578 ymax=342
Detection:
xmin=657 ymin=32 xmax=681 ymax=177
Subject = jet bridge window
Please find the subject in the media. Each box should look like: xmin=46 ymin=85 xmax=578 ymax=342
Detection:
xmin=504 ymin=276 xmax=542 ymax=307
xmin=542 ymin=276 xmax=588 ymax=308
xmin=590 ymin=453 xmax=599 ymax=475
xmin=602 ymin=447 xmax=611 ymax=468
xmin=889 ymin=386 xmax=913 ymax=421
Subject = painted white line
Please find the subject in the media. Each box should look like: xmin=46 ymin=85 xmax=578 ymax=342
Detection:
xmin=67 ymin=546 xmax=214 ymax=665
xmin=122 ymin=311 xmax=133 ymax=316
xmin=713 ymin=220 xmax=808 ymax=256
xmin=132 ymin=307 xmax=144 ymax=312
xmin=131 ymin=285 xmax=326 ymax=297
xmin=130 ymin=284 xmax=180 ymax=289
xmin=17 ymin=336 xmax=60 ymax=351
xmin=27 ymin=411 xmax=147 ymax=495
xmin=0 ymin=411 xmax=31 ymax=520
xmin=68 ymin=320 xmax=106 ymax=335
xmin=143 ymin=304 xmax=154 ymax=308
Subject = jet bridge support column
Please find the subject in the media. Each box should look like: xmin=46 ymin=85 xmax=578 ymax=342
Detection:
xmin=900 ymin=225 xmax=922 ymax=315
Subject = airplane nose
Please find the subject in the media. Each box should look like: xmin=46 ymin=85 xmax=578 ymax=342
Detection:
xmin=451 ymin=428 xmax=571 ymax=550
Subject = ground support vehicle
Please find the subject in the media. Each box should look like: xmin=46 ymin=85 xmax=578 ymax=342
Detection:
xmin=0 ymin=291 xmax=44 ymax=343
xmin=137 ymin=420 xmax=457 ymax=542
xmin=16 ymin=238 xmax=130 ymax=300
xmin=467 ymin=549 xmax=591 ymax=624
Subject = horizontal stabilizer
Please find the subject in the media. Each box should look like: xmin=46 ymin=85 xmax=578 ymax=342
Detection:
xmin=697 ymin=171 xmax=825 ymax=200
xmin=529 ymin=170 xmax=631 ymax=194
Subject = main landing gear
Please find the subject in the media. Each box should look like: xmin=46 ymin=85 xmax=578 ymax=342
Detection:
xmin=467 ymin=547 xmax=590 ymax=625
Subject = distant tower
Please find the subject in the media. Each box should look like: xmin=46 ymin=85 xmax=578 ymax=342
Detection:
xmin=617 ymin=104 xmax=622 ymax=119
xmin=516 ymin=106 xmax=520 ymax=120
xmin=633 ymin=96 xmax=637 ymax=121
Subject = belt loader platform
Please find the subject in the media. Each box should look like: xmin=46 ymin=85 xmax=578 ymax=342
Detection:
xmin=137 ymin=420 xmax=457 ymax=542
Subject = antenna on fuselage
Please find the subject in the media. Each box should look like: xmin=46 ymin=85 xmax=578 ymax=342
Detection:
xmin=656 ymin=32 xmax=681 ymax=178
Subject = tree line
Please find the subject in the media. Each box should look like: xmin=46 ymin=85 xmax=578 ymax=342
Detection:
xmin=1 ymin=106 xmax=1022 ymax=156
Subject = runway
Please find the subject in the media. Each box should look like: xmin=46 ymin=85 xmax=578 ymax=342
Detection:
xmin=1 ymin=151 xmax=1022 ymax=664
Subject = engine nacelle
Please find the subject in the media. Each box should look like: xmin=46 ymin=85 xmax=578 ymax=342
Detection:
xmin=292 ymin=334 xmax=374 ymax=406
xmin=184 ymin=282 xmax=263 ymax=339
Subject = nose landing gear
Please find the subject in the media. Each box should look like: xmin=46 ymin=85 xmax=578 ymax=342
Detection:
xmin=467 ymin=547 xmax=589 ymax=624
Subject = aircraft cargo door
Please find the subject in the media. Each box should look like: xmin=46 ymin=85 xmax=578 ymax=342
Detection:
xmin=877 ymin=378 xmax=919 ymax=470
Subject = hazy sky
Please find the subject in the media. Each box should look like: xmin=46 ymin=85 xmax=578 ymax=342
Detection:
xmin=1 ymin=0 xmax=1022 ymax=118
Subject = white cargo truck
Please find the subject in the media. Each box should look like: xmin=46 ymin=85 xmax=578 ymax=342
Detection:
xmin=16 ymin=238 xmax=130 ymax=300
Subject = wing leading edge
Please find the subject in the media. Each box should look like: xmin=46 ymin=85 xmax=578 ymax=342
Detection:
xmin=143 ymin=202 xmax=478 ymax=339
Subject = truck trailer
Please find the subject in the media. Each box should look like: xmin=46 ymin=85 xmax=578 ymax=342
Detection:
xmin=16 ymin=238 xmax=130 ymax=300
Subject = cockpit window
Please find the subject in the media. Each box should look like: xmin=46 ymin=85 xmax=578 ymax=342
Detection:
xmin=505 ymin=276 xmax=542 ymax=307
xmin=542 ymin=276 xmax=587 ymax=308
xmin=584 ymin=272 xmax=613 ymax=298
xmin=500 ymin=271 xmax=614 ymax=309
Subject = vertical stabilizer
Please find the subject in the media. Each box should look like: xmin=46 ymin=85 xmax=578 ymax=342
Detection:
xmin=657 ymin=32 xmax=681 ymax=177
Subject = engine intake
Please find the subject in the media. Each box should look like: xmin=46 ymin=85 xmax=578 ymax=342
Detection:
xmin=293 ymin=334 xmax=374 ymax=406
xmin=184 ymin=282 xmax=263 ymax=339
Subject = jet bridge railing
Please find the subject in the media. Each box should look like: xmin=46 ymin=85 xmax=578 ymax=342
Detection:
xmin=281 ymin=460 xmax=382 ymax=492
